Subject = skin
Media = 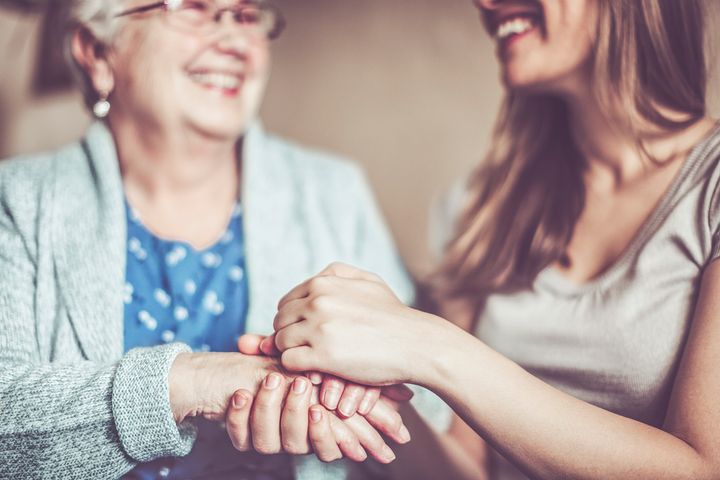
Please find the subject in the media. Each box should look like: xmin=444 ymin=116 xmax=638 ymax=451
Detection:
xmin=268 ymin=0 xmax=720 ymax=478
xmin=71 ymin=0 xmax=407 ymax=464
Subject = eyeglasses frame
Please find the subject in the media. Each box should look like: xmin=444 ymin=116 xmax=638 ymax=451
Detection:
xmin=114 ymin=0 xmax=285 ymax=40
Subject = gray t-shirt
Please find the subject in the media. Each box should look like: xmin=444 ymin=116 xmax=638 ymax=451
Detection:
xmin=437 ymin=123 xmax=720 ymax=480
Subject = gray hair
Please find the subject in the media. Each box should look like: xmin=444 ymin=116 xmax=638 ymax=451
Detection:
xmin=65 ymin=0 xmax=125 ymax=110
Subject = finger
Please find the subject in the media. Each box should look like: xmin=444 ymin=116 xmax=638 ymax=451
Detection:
xmin=307 ymin=371 xmax=324 ymax=385
xmin=273 ymin=297 xmax=307 ymax=331
xmin=342 ymin=413 xmax=396 ymax=464
xmin=238 ymin=334 xmax=265 ymax=355
xmin=337 ymin=383 xmax=368 ymax=418
xmin=381 ymin=384 xmax=415 ymax=403
xmin=317 ymin=262 xmax=383 ymax=283
xmin=327 ymin=412 xmax=368 ymax=462
xmin=320 ymin=376 xmax=346 ymax=411
xmin=250 ymin=373 xmax=287 ymax=454
xmin=277 ymin=276 xmax=320 ymax=310
xmin=364 ymin=398 xmax=411 ymax=445
xmin=279 ymin=377 xmax=312 ymax=454
xmin=281 ymin=346 xmax=320 ymax=373
xmin=274 ymin=322 xmax=312 ymax=352
xmin=259 ymin=333 xmax=281 ymax=356
xmin=225 ymin=389 xmax=254 ymax=451
xmin=308 ymin=406 xmax=343 ymax=463
xmin=357 ymin=387 xmax=381 ymax=416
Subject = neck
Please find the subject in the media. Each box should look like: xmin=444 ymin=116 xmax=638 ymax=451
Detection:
xmin=565 ymin=90 xmax=716 ymax=192
xmin=109 ymin=115 xmax=241 ymax=207
xmin=564 ymin=91 xmax=645 ymax=190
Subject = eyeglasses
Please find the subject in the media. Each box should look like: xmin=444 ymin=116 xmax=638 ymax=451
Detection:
xmin=115 ymin=0 xmax=285 ymax=40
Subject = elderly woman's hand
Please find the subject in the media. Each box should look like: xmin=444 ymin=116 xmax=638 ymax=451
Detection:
xmin=230 ymin=335 xmax=412 ymax=463
xmin=224 ymin=375 xmax=407 ymax=464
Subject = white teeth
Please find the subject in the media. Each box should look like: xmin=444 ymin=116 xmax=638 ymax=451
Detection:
xmin=496 ymin=17 xmax=535 ymax=40
xmin=189 ymin=72 xmax=242 ymax=90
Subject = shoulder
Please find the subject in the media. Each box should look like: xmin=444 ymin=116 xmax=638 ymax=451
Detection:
xmin=262 ymin=131 xmax=365 ymax=184
xmin=0 ymin=140 xmax=87 ymax=244
xmin=0 ymin=140 xmax=86 ymax=200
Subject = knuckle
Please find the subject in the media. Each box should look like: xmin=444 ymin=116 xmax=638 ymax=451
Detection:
xmin=282 ymin=439 xmax=309 ymax=455
xmin=253 ymin=440 xmax=281 ymax=455
xmin=283 ymin=401 xmax=304 ymax=415
xmin=308 ymin=293 xmax=332 ymax=312
xmin=308 ymin=276 xmax=328 ymax=293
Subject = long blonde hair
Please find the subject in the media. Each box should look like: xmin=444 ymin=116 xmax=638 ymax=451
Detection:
xmin=434 ymin=0 xmax=708 ymax=300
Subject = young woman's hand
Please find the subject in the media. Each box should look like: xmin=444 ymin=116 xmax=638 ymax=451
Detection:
xmin=269 ymin=263 xmax=451 ymax=386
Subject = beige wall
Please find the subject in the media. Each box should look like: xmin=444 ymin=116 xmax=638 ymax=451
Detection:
xmin=2 ymin=2 xmax=719 ymax=274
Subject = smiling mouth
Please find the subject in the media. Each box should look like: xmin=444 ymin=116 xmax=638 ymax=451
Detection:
xmin=187 ymin=70 xmax=245 ymax=94
xmin=496 ymin=15 xmax=539 ymax=41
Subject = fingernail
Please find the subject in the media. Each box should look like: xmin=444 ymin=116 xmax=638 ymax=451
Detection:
xmin=309 ymin=407 xmax=323 ymax=423
xmin=308 ymin=372 xmax=323 ymax=384
xmin=398 ymin=425 xmax=411 ymax=443
xmin=265 ymin=373 xmax=281 ymax=390
xmin=358 ymin=398 xmax=372 ymax=415
xmin=323 ymin=389 xmax=340 ymax=410
xmin=356 ymin=446 xmax=368 ymax=461
xmin=233 ymin=393 xmax=248 ymax=409
xmin=338 ymin=398 xmax=355 ymax=417
xmin=293 ymin=378 xmax=308 ymax=394
xmin=382 ymin=445 xmax=396 ymax=462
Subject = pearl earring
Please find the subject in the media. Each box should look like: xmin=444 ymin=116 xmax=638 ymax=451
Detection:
xmin=93 ymin=93 xmax=111 ymax=119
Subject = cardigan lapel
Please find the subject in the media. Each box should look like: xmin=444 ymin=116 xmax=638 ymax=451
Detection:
xmin=241 ymin=124 xmax=307 ymax=335
xmin=53 ymin=122 xmax=127 ymax=361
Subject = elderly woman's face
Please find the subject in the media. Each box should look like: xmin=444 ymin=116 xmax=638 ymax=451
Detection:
xmin=108 ymin=0 xmax=270 ymax=139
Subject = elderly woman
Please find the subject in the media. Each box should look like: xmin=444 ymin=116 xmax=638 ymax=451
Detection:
xmin=0 ymin=1 xmax=441 ymax=478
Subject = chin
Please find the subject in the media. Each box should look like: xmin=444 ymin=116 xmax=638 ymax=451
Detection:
xmin=190 ymin=115 xmax=249 ymax=141
xmin=501 ymin=67 xmax=565 ymax=96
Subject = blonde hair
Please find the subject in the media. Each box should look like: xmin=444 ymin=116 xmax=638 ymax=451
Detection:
xmin=434 ymin=0 xmax=708 ymax=300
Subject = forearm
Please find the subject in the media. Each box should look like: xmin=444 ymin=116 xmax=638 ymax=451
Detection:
xmin=0 ymin=343 xmax=193 ymax=478
xmin=386 ymin=404 xmax=487 ymax=480
xmin=422 ymin=328 xmax=715 ymax=480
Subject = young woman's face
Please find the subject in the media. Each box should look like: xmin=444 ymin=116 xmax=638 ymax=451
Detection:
xmin=475 ymin=0 xmax=598 ymax=96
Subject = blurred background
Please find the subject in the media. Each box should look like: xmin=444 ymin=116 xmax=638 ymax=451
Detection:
xmin=1 ymin=1 xmax=718 ymax=275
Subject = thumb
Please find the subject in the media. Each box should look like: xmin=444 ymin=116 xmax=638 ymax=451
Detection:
xmin=237 ymin=334 xmax=265 ymax=355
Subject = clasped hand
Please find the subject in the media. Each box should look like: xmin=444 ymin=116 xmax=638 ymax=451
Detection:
xmin=219 ymin=335 xmax=412 ymax=464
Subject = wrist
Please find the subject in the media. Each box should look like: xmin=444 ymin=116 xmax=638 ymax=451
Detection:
xmin=416 ymin=316 xmax=478 ymax=393
xmin=169 ymin=352 xmax=198 ymax=423
xmin=169 ymin=352 xmax=282 ymax=423
xmin=402 ymin=311 xmax=458 ymax=386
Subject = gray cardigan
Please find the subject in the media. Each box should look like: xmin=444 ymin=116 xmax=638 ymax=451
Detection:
xmin=0 ymin=122 xmax=441 ymax=479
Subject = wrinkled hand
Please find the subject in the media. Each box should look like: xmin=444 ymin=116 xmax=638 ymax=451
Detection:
xmin=224 ymin=374 xmax=408 ymax=464
xmin=268 ymin=263 xmax=446 ymax=386
xmin=230 ymin=333 xmax=412 ymax=463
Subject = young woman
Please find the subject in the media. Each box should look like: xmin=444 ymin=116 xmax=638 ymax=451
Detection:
xmin=263 ymin=0 xmax=720 ymax=478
